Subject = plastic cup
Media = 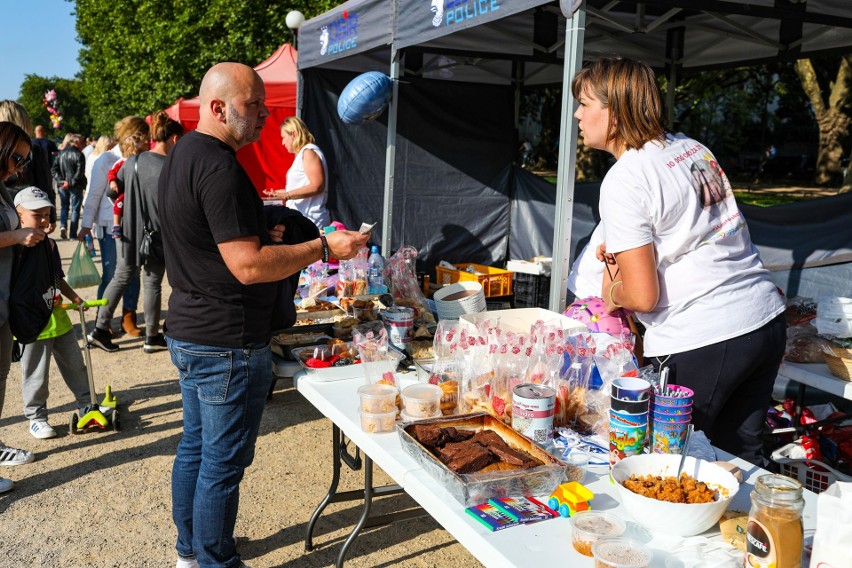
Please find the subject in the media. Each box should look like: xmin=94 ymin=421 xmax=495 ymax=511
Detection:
xmin=592 ymin=537 xmax=653 ymax=568
xmin=652 ymin=385 xmax=694 ymax=407
xmin=652 ymin=410 xmax=691 ymax=423
xmin=609 ymin=408 xmax=648 ymax=426
xmin=610 ymin=411 xmax=647 ymax=465
xmin=611 ymin=395 xmax=650 ymax=414
xmin=651 ymin=419 xmax=691 ymax=454
xmin=650 ymin=402 xmax=693 ymax=416
xmin=611 ymin=378 xmax=651 ymax=401
xmin=570 ymin=511 xmax=627 ymax=557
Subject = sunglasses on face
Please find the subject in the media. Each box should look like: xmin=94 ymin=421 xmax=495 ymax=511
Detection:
xmin=11 ymin=151 xmax=31 ymax=169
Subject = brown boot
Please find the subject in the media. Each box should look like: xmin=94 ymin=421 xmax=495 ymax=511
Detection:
xmin=122 ymin=309 xmax=143 ymax=337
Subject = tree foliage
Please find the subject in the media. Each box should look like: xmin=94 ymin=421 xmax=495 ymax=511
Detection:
xmin=73 ymin=0 xmax=338 ymax=132
xmin=18 ymin=74 xmax=93 ymax=138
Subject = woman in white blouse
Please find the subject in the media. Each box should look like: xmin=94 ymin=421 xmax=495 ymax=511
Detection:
xmin=273 ymin=116 xmax=330 ymax=230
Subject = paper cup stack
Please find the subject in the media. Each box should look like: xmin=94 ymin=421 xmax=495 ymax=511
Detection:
xmin=432 ymin=281 xmax=486 ymax=320
xmin=609 ymin=377 xmax=651 ymax=467
xmin=650 ymin=385 xmax=694 ymax=455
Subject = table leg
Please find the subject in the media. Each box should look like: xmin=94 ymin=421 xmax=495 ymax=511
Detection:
xmin=305 ymin=422 xmax=428 ymax=564
xmin=305 ymin=424 xmax=344 ymax=552
xmin=336 ymin=455 xmax=375 ymax=568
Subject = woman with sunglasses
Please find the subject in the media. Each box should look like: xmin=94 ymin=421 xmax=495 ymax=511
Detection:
xmin=0 ymin=121 xmax=40 ymax=493
xmin=0 ymin=100 xmax=56 ymax=234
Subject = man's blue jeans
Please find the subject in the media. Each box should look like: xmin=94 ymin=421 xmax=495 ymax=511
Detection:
xmin=97 ymin=236 xmax=139 ymax=311
xmin=168 ymin=337 xmax=273 ymax=568
xmin=58 ymin=188 xmax=83 ymax=237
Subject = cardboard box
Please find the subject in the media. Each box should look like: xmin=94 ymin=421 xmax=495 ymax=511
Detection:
xmin=506 ymin=258 xmax=552 ymax=276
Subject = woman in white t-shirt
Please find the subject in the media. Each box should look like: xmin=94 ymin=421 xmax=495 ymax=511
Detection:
xmin=274 ymin=116 xmax=331 ymax=230
xmin=572 ymin=57 xmax=786 ymax=465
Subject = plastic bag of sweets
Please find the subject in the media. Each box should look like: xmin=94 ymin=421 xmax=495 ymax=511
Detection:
xmin=555 ymin=332 xmax=595 ymax=429
xmin=489 ymin=331 xmax=532 ymax=424
xmin=387 ymin=246 xmax=435 ymax=324
xmin=457 ymin=327 xmax=494 ymax=414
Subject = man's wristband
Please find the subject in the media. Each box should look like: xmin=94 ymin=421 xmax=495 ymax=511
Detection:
xmin=609 ymin=280 xmax=623 ymax=308
xmin=319 ymin=235 xmax=329 ymax=263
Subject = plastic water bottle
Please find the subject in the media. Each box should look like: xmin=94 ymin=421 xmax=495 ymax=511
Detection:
xmin=367 ymin=246 xmax=387 ymax=294
xmin=85 ymin=234 xmax=97 ymax=258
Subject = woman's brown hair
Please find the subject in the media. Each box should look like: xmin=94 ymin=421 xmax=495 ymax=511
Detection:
xmin=572 ymin=57 xmax=668 ymax=152
xmin=114 ymin=116 xmax=150 ymax=158
xmin=150 ymin=111 xmax=185 ymax=143
xmin=0 ymin=121 xmax=32 ymax=177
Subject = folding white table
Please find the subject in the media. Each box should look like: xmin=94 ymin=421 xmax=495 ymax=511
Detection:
xmin=296 ymin=371 xmax=817 ymax=567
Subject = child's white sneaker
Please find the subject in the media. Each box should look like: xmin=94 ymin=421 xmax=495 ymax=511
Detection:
xmin=0 ymin=442 xmax=34 ymax=465
xmin=175 ymin=556 xmax=200 ymax=568
xmin=0 ymin=477 xmax=13 ymax=493
xmin=29 ymin=420 xmax=57 ymax=439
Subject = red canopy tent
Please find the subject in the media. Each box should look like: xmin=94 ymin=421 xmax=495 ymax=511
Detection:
xmin=164 ymin=43 xmax=298 ymax=196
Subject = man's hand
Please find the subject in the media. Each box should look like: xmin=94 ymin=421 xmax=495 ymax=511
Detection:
xmin=268 ymin=224 xmax=285 ymax=243
xmin=77 ymin=227 xmax=91 ymax=242
xmin=61 ymin=181 xmax=69 ymax=189
xmin=18 ymin=227 xmax=46 ymax=247
xmin=326 ymin=230 xmax=370 ymax=260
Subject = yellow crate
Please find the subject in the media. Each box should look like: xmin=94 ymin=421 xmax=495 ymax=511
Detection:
xmin=434 ymin=263 xmax=513 ymax=298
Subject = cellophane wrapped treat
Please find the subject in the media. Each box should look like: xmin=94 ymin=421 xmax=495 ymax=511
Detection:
xmin=458 ymin=326 xmax=494 ymax=414
xmin=490 ymin=331 xmax=532 ymax=424
xmin=337 ymin=247 xmax=369 ymax=297
xmin=387 ymin=246 xmax=436 ymax=324
xmin=592 ymin=331 xmax=637 ymax=381
xmin=353 ymin=324 xmax=399 ymax=386
xmin=556 ymin=332 xmax=595 ymax=429
xmin=299 ymin=260 xmax=329 ymax=299
xmin=524 ymin=320 xmax=565 ymax=388
xmin=430 ymin=320 xmax=462 ymax=414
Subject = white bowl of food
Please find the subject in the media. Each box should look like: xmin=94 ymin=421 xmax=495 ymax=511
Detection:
xmin=610 ymin=454 xmax=740 ymax=536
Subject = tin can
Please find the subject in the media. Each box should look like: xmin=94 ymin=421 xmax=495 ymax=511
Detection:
xmin=511 ymin=383 xmax=556 ymax=444
xmin=381 ymin=306 xmax=414 ymax=348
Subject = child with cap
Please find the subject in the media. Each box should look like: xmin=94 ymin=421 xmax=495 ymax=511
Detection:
xmin=14 ymin=187 xmax=91 ymax=439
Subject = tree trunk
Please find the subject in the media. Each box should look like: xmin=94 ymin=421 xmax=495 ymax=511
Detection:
xmin=795 ymin=57 xmax=852 ymax=186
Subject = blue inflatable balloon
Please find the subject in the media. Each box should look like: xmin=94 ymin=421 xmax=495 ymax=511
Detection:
xmin=337 ymin=72 xmax=392 ymax=125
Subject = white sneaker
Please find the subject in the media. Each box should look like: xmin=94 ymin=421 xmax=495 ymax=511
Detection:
xmin=29 ymin=420 xmax=57 ymax=439
xmin=0 ymin=477 xmax=12 ymax=493
xmin=0 ymin=442 xmax=35 ymax=466
xmin=175 ymin=556 xmax=200 ymax=568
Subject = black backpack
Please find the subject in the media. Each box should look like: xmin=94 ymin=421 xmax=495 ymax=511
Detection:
xmin=9 ymin=238 xmax=57 ymax=346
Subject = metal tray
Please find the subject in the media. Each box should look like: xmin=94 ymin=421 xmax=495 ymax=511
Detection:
xmin=397 ymin=413 xmax=571 ymax=506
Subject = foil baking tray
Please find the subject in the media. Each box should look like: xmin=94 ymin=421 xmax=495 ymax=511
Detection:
xmin=397 ymin=413 xmax=573 ymax=506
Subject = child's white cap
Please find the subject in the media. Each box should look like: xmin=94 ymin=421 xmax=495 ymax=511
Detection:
xmin=13 ymin=186 xmax=54 ymax=210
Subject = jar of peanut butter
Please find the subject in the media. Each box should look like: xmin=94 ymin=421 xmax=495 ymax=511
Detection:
xmin=745 ymin=474 xmax=804 ymax=568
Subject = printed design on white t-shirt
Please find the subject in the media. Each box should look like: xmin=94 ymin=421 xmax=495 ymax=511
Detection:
xmin=700 ymin=210 xmax=746 ymax=246
xmin=689 ymin=152 xmax=731 ymax=208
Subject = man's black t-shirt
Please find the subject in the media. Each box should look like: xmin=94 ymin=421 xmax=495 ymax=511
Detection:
xmin=158 ymin=130 xmax=278 ymax=348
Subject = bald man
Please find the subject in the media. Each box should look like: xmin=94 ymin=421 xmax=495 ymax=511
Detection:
xmin=159 ymin=62 xmax=369 ymax=568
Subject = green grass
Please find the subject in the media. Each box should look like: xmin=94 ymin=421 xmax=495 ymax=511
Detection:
xmin=538 ymin=174 xmax=824 ymax=207
xmin=733 ymin=191 xmax=812 ymax=207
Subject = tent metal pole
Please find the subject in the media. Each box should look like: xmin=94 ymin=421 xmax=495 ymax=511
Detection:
xmin=549 ymin=6 xmax=586 ymax=313
xmin=381 ymin=49 xmax=401 ymax=257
